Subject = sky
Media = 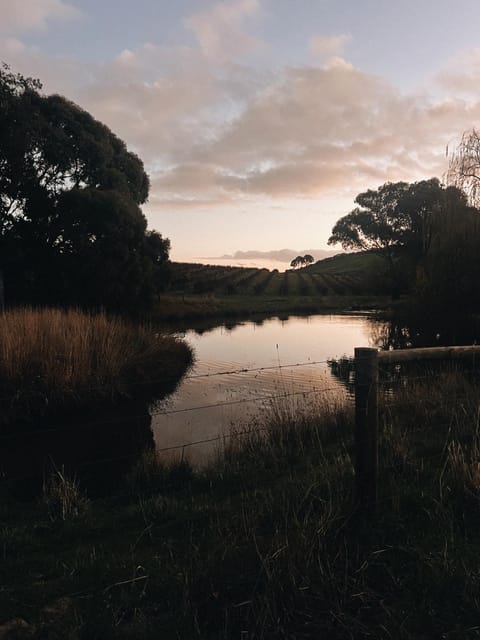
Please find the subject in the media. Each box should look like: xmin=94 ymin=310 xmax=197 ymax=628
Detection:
xmin=2 ymin=0 xmax=480 ymax=265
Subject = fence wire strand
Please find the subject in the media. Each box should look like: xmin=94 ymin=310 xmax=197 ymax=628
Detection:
xmin=9 ymin=358 xmax=333 ymax=400
xmin=2 ymin=349 xmax=480 ymax=494
xmin=0 ymin=379 xmax=343 ymax=440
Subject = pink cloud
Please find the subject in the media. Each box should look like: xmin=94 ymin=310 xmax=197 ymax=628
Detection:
xmin=0 ymin=0 xmax=81 ymax=34
xmin=184 ymin=0 xmax=262 ymax=62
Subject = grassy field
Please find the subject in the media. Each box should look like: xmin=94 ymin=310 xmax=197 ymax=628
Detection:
xmin=2 ymin=369 xmax=480 ymax=638
xmin=153 ymin=252 xmax=389 ymax=322
xmin=0 ymin=308 xmax=193 ymax=425
xmin=167 ymin=251 xmax=385 ymax=298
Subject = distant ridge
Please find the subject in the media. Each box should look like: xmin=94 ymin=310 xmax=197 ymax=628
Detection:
xmin=208 ymin=249 xmax=340 ymax=263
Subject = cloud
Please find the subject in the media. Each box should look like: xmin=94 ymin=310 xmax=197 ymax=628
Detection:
xmin=0 ymin=37 xmax=92 ymax=97
xmin=196 ymin=66 xmax=397 ymax=164
xmin=177 ymin=62 xmax=480 ymax=200
xmin=437 ymin=47 xmax=480 ymax=96
xmin=214 ymin=248 xmax=338 ymax=262
xmin=0 ymin=0 xmax=81 ymax=34
xmin=71 ymin=42 xmax=271 ymax=165
xmin=184 ymin=0 xmax=262 ymax=62
xmin=120 ymin=54 xmax=480 ymax=204
xmin=0 ymin=37 xmax=27 ymax=55
xmin=309 ymin=33 xmax=351 ymax=66
xmin=160 ymin=65 xmax=435 ymax=197
xmin=3 ymin=17 xmax=480 ymax=213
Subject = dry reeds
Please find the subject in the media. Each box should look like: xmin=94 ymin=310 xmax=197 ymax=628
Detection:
xmin=42 ymin=466 xmax=89 ymax=521
xmin=0 ymin=307 xmax=193 ymax=422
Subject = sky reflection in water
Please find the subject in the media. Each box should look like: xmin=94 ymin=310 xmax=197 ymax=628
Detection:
xmin=152 ymin=314 xmax=377 ymax=464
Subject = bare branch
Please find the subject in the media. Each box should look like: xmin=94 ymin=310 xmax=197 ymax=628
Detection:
xmin=446 ymin=128 xmax=480 ymax=206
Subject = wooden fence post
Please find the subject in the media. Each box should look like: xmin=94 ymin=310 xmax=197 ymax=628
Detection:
xmin=0 ymin=269 xmax=4 ymax=311
xmin=354 ymin=347 xmax=379 ymax=514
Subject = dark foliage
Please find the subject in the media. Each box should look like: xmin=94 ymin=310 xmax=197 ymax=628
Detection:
xmin=329 ymin=178 xmax=479 ymax=302
xmin=0 ymin=64 xmax=169 ymax=310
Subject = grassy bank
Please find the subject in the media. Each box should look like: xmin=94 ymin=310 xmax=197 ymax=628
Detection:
xmin=0 ymin=308 xmax=193 ymax=425
xmin=155 ymin=255 xmax=390 ymax=323
xmin=2 ymin=370 xmax=480 ymax=638
xmin=153 ymin=293 xmax=387 ymax=323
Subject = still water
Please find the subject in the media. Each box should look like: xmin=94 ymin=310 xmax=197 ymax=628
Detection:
xmin=152 ymin=314 xmax=376 ymax=464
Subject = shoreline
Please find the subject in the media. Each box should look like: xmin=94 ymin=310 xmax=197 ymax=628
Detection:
xmin=151 ymin=293 xmax=389 ymax=327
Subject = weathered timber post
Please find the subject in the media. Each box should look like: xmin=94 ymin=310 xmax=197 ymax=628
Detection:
xmin=0 ymin=269 xmax=4 ymax=311
xmin=354 ymin=347 xmax=379 ymax=514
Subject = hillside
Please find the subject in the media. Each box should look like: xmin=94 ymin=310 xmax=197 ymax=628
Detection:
xmin=168 ymin=251 xmax=385 ymax=297
xmin=305 ymin=251 xmax=384 ymax=276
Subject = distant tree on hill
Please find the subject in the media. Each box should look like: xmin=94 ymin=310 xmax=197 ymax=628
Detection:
xmin=0 ymin=64 xmax=169 ymax=310
xmin=290 ymin=256 xmax=303 ymax=269
xmin=290 ymin=254 xmax=314 ymax=269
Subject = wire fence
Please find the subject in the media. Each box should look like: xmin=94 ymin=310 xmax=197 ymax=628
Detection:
xmin=5 ymin=358 xmax=334 ymax=398
xmin=1 ymin=354 xmax=477 ymax=442
xmin=0 ymin=357 xmax=346 ymax=490
xmin=0 ymin=357 xmax=340 ymax=462
xmin=0 ymin=358 xmax=337 ymax=439
xmin=2 ymin=348 xmax=480 ymax=507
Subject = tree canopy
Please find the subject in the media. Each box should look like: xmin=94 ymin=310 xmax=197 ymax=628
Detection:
xmin=0 ymin=64 xmax=169 ymax=310
xmin=418 ymin=188 xmax=480 ymax=315
xmin=446 ymin=128 xmax=480 ymax=207
xmin=290 ymin=254 xmax=315 ymax=269
xmin=328 ymin=178 xmax=477 ymax=298
xmin=327 ymin=179 xmax=460 ymax=259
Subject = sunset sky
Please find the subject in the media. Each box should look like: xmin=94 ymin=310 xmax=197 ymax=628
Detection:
xmin=2 ymin=0 xmax=480 ymax=265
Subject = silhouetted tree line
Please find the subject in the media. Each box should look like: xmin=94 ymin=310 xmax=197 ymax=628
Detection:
xmin=0 ymin=64 xmax=170 ymax=311
xmin=328 ymin=175 xmax=480 ymax=314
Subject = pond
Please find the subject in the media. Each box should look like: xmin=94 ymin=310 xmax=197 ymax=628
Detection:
xmin=1 ymin=313 xmax=379 ymax=497
xmin=152 ymin=313 xmax=378 ymax=464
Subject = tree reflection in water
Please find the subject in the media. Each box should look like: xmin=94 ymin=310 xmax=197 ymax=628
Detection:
xmin=328 ymin=312 xmax=480 ymax=394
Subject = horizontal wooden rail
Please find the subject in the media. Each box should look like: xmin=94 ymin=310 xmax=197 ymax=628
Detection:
xmin=378 ymin=345 xmax=480 ymax=364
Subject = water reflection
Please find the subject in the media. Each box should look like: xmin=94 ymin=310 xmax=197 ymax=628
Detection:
xmin=372 ymin=313 xmax=480 ymax=350
xmin=163 ymin=310 xmax=367 ymax=338
xmin=152 ymin=314 xmax=377 ymax=465
xmin=327 ymin=356 xmax=356 ymax=395
xmin=327 ymin=311 xmax=480 ymax=394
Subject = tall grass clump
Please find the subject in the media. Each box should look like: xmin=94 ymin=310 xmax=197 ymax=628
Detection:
xmin=0 ymin=307 xmax=193 ymax=423
xmin=216 ymin=394 xmax=353 ymax=478
xmin=42 ymin=466 xmax=89 ymax=522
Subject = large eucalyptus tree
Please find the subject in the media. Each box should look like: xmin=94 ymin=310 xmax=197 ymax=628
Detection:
xmin=0 ymin=64 xmax=169 ymax=309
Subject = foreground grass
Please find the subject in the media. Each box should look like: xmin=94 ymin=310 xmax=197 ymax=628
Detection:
xmin=2 ymin=370 xmax=480 ymax=638
xmin=0 ymin=307 xmax=193 ymax=425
